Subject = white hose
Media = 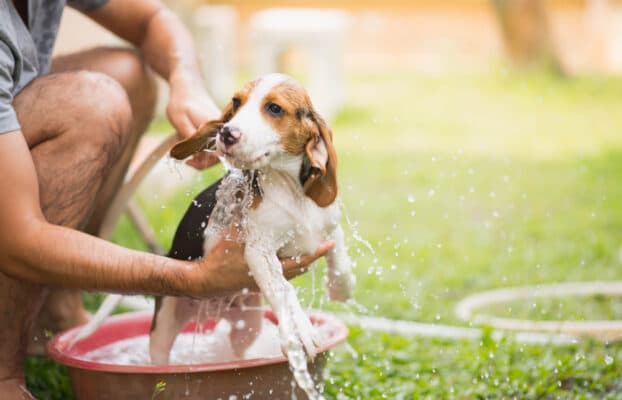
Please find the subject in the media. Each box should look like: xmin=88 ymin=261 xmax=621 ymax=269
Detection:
xmin=454 ymin=281 xmax=622 ymax=341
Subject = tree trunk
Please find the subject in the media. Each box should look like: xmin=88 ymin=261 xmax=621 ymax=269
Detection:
xmin=491 ymin=0 xmax=565 ymax=73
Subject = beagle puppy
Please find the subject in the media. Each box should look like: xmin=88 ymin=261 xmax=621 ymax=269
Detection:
xmin=150 ymin=73 xmax=354 ymax=365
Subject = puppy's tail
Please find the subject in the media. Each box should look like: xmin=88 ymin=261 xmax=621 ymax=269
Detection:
xmin=69 ymin=294 xmax=123 ymax=348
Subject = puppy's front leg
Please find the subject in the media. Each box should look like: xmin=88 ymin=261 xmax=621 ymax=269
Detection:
xmin=244 ymin=244 xmax=319 ymax=358
xmin=325 ymin=225 xmax=355 ymax=302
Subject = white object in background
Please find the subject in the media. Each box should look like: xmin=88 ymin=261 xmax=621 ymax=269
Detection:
xmin=193 ymin=6 xmax=238 ymax=107
xmin=249 ymin=8 xmax=350 ymax=121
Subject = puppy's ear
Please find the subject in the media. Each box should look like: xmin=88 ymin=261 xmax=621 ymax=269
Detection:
xmin=169 ymin=101 xmax=236 ymax=160
xmin=169 ymin=121 xmax=221 ymax=160
xmin=302 ymin=113 xmax=338 ymax=207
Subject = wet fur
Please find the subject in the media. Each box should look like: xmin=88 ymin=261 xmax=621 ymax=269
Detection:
xmin=150 ymin=74 xmax=353 ymax=365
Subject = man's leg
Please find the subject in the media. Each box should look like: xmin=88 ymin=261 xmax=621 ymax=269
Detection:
xmin=0 ymin=48 xmax=156 ymax=396
xmin=32 ymin=47 xmax=157 ymax=347
xmin=0 ymin=70 xmax=133 ymax=398
xmin=50 ymin=46 xmax=158 ymax=234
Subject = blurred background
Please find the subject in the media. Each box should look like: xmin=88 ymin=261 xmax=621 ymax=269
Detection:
xmin=55 ymin=0 xmax=622 ymax=75
xmin=31 ymin=1 xmax=622 ymax=399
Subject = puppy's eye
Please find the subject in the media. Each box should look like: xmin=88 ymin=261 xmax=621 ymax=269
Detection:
xmin=232 ymin=97 xmax=241 ymax=110
xmin=266 ymin=102 xmax=283 ymax=117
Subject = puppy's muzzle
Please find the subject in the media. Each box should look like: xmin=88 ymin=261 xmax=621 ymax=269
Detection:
xmin=220 ymin=125 xmax=242 ymax=147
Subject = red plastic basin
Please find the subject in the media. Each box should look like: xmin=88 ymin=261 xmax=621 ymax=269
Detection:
xmin=47 ymin=310 xmax=347 ymax=399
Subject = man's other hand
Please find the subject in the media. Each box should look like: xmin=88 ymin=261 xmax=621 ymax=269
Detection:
xmin=190 ymin=238 xmax=335 ymax=298
xmin=167 ymin=69 xmax=221 ymax=170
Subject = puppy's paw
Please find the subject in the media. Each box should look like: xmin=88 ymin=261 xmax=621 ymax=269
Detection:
xmin=327 ymin=271 xmax=355 ymax=302
xmin=290 ymin=303 xmax=320 ymax=359
xmin=277 ymin=310 xmax=318 ymax=360
xmin=294 ymin=316 xmax=319 ymax=359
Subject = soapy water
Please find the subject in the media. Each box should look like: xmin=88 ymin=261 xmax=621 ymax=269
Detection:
xmin=78 ymin=318 xmax=334 ymax=366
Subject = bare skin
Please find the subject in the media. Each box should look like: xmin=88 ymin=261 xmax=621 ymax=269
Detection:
xmin=0 ymin=1 xmax=331 ymax=398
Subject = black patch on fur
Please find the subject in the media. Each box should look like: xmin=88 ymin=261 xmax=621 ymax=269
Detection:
xmin=167 ymin=177 xmax=224 ymax=261
xmin=299 ymin=157 xmax=321 ymax=188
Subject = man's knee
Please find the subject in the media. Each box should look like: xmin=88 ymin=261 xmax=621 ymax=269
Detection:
xmin=68 ymin=71 xmax=133 ymax=159
xmin=78 ymin=47 xmax=158 ymax=120
xmin=15 ymin=70 xmax=133 ymax=152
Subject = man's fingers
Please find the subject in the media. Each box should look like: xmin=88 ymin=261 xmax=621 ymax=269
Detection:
xmin=172 ymin=115 xmax=197 ymax=140
xmin=187 ymin=106 xmax=214 ymax=130
xmin=281 ymin=240 xmax=335 ymax=280
xmin=315 ymin=240 xmax=335 ymax=257
xmin=186 ymin=152 xmax=220 ymax=170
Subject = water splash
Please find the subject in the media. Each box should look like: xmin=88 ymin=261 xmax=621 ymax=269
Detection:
xmin=340 ymin=200 xmax=375 ymax=256
xmin=206 ymin=170 xmax=258 ymax=243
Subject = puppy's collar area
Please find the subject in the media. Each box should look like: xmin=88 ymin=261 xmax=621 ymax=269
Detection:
xmin=242 ymin=169 xmax=264 ymax=201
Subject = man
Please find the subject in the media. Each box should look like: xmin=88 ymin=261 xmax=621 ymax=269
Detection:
xmin=0 ymin=1 xmax=332 ymax=398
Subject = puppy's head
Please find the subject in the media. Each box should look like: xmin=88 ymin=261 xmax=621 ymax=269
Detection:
xmin=170 ymin=73 xmax=338 ymax=207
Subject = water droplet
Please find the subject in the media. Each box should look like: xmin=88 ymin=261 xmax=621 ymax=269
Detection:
xmin=407 ymin=194 xmax=415 ymax=203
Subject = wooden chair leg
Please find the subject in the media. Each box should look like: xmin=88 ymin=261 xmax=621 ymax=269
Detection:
xmin=98 ymin=134 xmax=178 ymax=241
xmin=126 ymin=200 xmax=166 ymax=255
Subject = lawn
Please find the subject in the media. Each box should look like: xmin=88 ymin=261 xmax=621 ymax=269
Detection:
xmin=27 ymin=68 xmax=622 ymax=399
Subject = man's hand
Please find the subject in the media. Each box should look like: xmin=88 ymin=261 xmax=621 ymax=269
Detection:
xmin=190 ymin=238 xmax=335 ymax=298
xmin=167 ymin=69 xmax=221 ymax=170
xmin=86 ymin=1 xmax=222 ymax=170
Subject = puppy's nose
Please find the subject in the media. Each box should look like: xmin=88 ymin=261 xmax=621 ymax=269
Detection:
xmin=220 ymin=126 xmax=241 ymax=147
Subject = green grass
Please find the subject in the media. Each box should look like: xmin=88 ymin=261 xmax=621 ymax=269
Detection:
xmin=26 ymin=68 xmax=622 ymax=398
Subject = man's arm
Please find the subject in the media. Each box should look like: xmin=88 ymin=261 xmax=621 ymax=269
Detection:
xmin=0 ymin=131 xmax=191 ymax=295
xmin=0 ymin=132 xmax=331 ymax=296
xmin=86 ymin=0 xmax=221 ymax=169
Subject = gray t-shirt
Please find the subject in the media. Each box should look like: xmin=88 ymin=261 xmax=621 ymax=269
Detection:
xmin=0 ymin=0 xmax=108 ymax=134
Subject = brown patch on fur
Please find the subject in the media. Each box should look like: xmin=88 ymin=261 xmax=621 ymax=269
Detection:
xmin=169 ymin=120 xmax=221 ymax=160
xmin=302 ymin=113 xmax=338 ymax=207
xmin=258 ymin=79 xmax=338 ymax=207
xmin=262 ymin=81 xmax=317 ymax=155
